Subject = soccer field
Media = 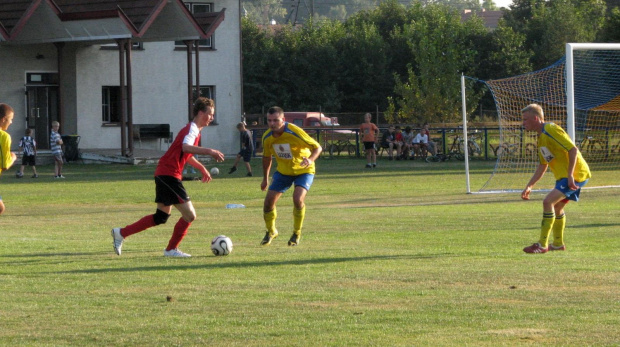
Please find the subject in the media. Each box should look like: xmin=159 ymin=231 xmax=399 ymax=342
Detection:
xmin=1 ymin=159 xmax=618 ymax=346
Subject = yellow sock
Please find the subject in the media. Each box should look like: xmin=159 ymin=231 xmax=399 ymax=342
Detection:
xmin=551 ymin=213 xmax=566 ymax=246
xmin=264 ymin=209 xmax=277 ymax=234
xmin=293 ymin=206 xmax=305 ymax=235
xmin=538 ymin=212 xmax=555 ymax=247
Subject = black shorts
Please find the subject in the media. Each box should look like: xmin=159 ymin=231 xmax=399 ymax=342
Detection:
xmin=238 ymin=148 xmax=252 ymax=162
xmin=22 ymin=155 xmax=36 ymax=166
xmin=363 ymin=142 xmax=376 ymax=150
xmin=155 ymin=175 xmax=190 ymax=206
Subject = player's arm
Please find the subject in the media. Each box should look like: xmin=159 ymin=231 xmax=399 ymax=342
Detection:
xmin=522 ymin=163 xmax=548 ymax=200
xmin=182 ymin=144 xmax=224 ymax=162
xmin=0 ymin=136 xmax=16 ymax=171
xmin=261 ymin=155 xmax=272 ymax=191
xmin=301 ymin=144 xmax=323 ymax=168
xmin=187 ymin=155 xmax=211 ymax=183
xmin=567 ymin=146 xmax=579 ymax=190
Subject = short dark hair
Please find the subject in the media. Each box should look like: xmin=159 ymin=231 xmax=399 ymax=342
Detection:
xmin=0 ymin=103 xmax=14 ymax=120
xmin=268 ymin=106 xmax=284 ymax=116
xmin=193 ymin=97 xmax=214 ymax=116
xmin=25 ymin=128 xmax=33 ymax=135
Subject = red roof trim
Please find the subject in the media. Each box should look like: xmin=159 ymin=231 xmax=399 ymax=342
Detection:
xmin=114 ymin=5 xmax=139 ymax=36
xmin=0 ymin=22 xmax=8 ymax=40
xmin=175 ymin=0 xmax=207 ymax=36
xmin=0 ymin=0 xmax=226 ymax=42
xmin=198 ymin=9 xmax=226 ymax=39
xmin=9 ymin=0 xmax=61 ymax=39
xmin=136 ymin=0 xmax=168 ymax=36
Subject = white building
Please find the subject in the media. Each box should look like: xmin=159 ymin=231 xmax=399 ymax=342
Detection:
xmin=0 ymin=0 xmax=242 ymax=158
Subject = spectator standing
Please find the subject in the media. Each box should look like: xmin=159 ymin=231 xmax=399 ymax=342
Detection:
xmin=0 ymin=103 xmax=17 ymax=215
xmin=229 ymin=122 xmax=254 ymax=177
xmin=50 ymin=121 xmax=64 ymax=178
xmin=17 ymin=128 xmax=38 ymax=178
xmin=360 ymin=113 xmax=379 ymax=168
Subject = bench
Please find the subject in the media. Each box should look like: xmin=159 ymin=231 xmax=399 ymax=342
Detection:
xmin=133 ymin=124 xmax=172 ymax=150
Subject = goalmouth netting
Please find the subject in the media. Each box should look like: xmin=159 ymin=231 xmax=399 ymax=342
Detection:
xmin=472 ymin=43 xmax=620 ymax=193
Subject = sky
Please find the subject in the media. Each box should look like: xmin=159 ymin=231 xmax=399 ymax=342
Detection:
xmin=494 ymin=0 xmax=514 ymax=9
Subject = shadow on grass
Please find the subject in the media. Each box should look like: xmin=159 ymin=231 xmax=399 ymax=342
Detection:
xmin=53 ymin=253 xmax=454 ymax=274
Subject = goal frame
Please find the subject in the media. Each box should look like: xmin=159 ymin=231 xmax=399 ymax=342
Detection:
xmin=462 ymin=42 xmax=620 ymax=194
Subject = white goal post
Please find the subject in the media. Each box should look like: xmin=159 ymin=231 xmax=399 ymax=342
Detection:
xmin=566 ymin=43 xmax=620 ymax=142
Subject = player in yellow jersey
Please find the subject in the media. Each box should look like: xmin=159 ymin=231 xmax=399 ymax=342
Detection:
xmin=0 ymin=104 xmax=17 ymax=215
xmin=521 ymin=104 xmax=591 ymax=254
xmin=260 ymin=106 xmax=322 ymax=246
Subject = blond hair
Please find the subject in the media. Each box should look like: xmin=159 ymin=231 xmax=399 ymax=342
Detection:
xmin=521 ymin=104 xmax=544 ymax=122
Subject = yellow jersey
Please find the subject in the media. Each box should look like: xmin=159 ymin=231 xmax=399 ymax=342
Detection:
xmin=0 ymin=129 xmax=13 ymax=175
xmin=538 ymin=123 xmax=591 ymax=182
xmin=262 ymin=123 xmax=320 ymax=176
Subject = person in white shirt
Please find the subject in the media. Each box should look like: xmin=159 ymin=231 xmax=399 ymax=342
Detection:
xmin=412 ymin=128 xmax=429 ymax=158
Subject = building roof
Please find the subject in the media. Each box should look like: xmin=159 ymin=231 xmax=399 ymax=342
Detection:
xmin=461 ymin=9 xmax=504 ymax=30
xmin=0 ymin=0 xmax=225 ymax=44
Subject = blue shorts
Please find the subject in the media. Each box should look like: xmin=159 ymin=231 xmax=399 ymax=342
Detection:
xmin=269 ymin=171 xmax=314 ymax=193
xmin=555 ymin=178 xmax=588 ymax=202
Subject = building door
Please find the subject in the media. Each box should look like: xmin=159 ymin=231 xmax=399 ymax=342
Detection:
xmin=26 ymin=73 xmax=59 ymax=150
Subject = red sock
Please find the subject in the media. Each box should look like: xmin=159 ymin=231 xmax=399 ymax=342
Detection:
xmin=166 ymin=218 xmax=191 ymax=251
xmin=121 ymin=215 xmax=156 ymax=238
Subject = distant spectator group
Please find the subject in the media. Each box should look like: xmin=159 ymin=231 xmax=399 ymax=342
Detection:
xmin=380 ymin=123 xmax=437 ymax=161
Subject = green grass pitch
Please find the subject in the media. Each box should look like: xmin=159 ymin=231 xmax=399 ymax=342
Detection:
xmin=0 ymin=158 xmax=618 ymax=346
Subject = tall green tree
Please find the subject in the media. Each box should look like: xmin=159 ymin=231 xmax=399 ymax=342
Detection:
xmin=504 ymin=0 xmax=607 ymax=69
xmin=386 ymin=4 xmax=485 ymax=124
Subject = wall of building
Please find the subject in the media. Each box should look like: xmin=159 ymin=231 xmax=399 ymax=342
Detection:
xmin=0 ymin=44 xmax=57 ymax=150
xmin=71 ymin=0 xmax=242 ymax=156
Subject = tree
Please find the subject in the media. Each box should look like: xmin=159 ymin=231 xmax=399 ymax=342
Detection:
xmin=242 ymin=0 xmax=288 ymax=25
xmin=386 ymin=4 xmax=485 ymax=124
xmin=504 ymin=0 xmax=607 ymax=69
xmin=334 ymin=21 xmax=392 ymax=111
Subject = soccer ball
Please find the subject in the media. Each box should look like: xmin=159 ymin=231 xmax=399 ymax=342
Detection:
xmin=211 ymin=235 xmax=233 ymax=256
xmin=210 ymin=167 xmax=219 ymax=176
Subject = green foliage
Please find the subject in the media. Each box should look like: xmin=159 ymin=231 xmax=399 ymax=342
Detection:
xmin=504 ymin=0 xmax=607 ymax=69
xmin=242 ymin=0 xmax=618 ymax=118
xmin=386 ymin=4 xmax=487 ymax=124
xmin=598 ymin=6 xmax=620 ymax=42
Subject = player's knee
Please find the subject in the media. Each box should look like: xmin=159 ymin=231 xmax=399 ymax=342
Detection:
xmin=153 ymin=209 xmax=170 ymax=225
xmin=0 ymin=202 xmax=5 ymax=215
xmin=184 ymin=213 xmax=196 ymax=223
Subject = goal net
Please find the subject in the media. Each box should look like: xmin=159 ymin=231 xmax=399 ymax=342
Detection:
xmin=476 ymin=43 xmax=620 ymax=193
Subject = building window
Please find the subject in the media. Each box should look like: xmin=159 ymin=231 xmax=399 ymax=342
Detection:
xmin=100 ymin=42 xmax=144 ymax=50
xmin=102 ymin=86 xmax=121 ymax=124
xmin=176 ymin=2 xmax=214 ymax=49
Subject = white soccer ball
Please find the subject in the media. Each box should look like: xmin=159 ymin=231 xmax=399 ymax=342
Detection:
xmin=211 ymin=235 xmax=233 ymax=256
xmin=210 ymin=167 xmax=219 ymax=176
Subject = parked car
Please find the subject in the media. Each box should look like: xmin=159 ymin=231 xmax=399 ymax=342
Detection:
xmin=283 ymin=112 xmax=339 ymax=128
